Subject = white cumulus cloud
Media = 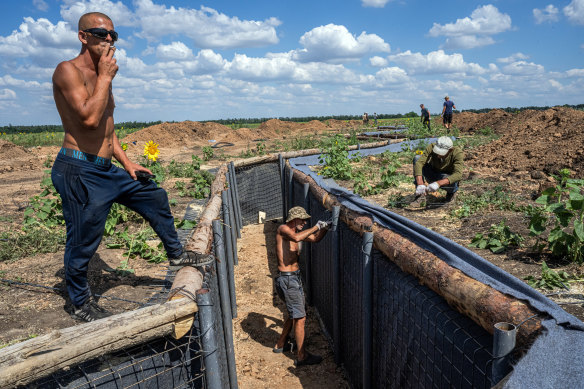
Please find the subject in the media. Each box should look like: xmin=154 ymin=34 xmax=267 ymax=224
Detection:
xmin=0 ymin=18 xmax=78 ymax=67
xmin=533 ymin=5 xmax=560 ymax=24
xmin=33 ymin=0 xmax=49 ymax=12
xmin=388 ymin=50 xmax=486 ymax=75
xmin=0 ymin=89 xmax=17 ymax=100
xmin=362 ymin=0 xmax=392 ymax=8
xmin=156 ymin=41 xmax=193 ymax=61
xmin=502 ymin=61 xmax=545 ymax=75
xmin=291 ymin=24 xmax=390 ymax=63
xmin=497 ymin=52 xmax=529 ymax=63
xmin=375 ymin=67 xmax=409 ymax=84
xmin=135 ymin=0 xmax=281 ymax=48
xmin=60 ymin=0 xmax=136 ymax=28
xmin=370 ymin=56 xmax=388 ymax=67
xmin=429 ymin=5 xmax=512 ymax=49
xmin=564 ymin=0 xmax=584 ymax=25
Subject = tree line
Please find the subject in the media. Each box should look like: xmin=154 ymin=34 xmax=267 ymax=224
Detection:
xmin=2 ymin=104 xmax=582 ymax=134
xmin=0 ymin=121 xmax=163 ymax=135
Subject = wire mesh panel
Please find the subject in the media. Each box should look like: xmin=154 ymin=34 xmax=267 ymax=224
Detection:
xmin=339 ymin=223 xmax=365 ymax=389
xmin=308 ymin=194 xmax=335 ymax=338
xmin=31 ymin=327 xmax=205 ymax=388
xmin=235 ymin=162 xmax=283 ymax=225
xmin=372 ymin=249 xmax=494 ymax=389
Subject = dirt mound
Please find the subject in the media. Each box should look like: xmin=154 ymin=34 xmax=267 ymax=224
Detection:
xmin=122 ymin=121 xmax=236 ymax=148
xmin=0 ymin=139 xmax=30 ymax=160
xmin=465 ymin=107 xmax=584 ymax=176
xmin=455 ymin=109 xmax=513 ymax=134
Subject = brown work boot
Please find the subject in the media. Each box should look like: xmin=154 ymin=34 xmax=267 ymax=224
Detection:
xmin=410 ymin=193 xmax=427 ymax=208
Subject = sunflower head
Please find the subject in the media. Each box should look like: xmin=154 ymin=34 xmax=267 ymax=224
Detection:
xmin=144 ymin=141 xmax=160 ymax=162
xmin=121 ymin=142 xmax=128 ymax=151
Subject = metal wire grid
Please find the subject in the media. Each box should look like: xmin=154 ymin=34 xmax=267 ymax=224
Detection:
xmin=30 ymin=328 xmax=205 ymax=389
xmin=372 ymin=250 xmax=494 ymax=389
xmin=308 ymin=195 xmax=335 ymax=340
xmin=234 ymin=162 xmax=283 ymax=225
xmin=339 ymin=223 xmax=366 ymax=389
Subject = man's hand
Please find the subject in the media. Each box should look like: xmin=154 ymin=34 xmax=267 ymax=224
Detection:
xmin=98 ymin=45 xmax=118 ymax=80
xmin=125 ymin=162 xmax=153 ymax=180
xmin=415 ymin=185 xmax=427 ymax=195
xmin=316 ymin=220 xmax=329 ymax=230
xmin=427 ymin=182 xmax=440 ymax=192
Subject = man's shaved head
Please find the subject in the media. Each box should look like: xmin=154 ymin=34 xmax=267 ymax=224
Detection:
xmin=78 ymin=12 xmax=112 ymax=31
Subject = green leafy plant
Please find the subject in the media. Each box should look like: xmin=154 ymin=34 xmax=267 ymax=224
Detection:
xmin=202 ymin=146 xmax=214 ymax=161
xmin=318 ymin=134 xmax=353 ymax=180
xmin=470 ymin=220 xmax=524 ymax=253
xmin=450 ymin=185 xmax=516 ymax=219
xmin=353 ymin=171 xmax=378 ymax=196
xmin=528 ymin=169 xmax=584 ymax=263
xmin=255 ymin=141 xmax=266 ymax=156
xmin=524 ymin=261 xmax=583 ymax=290
xmin=23 ymin=175 xmax=63 ymax=229
xmin=167 ymin=155 xmax=202 ymax=178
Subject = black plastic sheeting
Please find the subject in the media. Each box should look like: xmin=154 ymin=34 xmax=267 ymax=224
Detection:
xmin=289 ymin=140 xmax=584 ymax=388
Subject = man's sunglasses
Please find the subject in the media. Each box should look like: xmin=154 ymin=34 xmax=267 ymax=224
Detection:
xmin=83 ymin=28 xmax=118 ymax=42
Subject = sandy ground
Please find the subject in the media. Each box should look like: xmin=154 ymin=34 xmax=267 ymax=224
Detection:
xmin=233 ymin=221 xmax=349 ymax=388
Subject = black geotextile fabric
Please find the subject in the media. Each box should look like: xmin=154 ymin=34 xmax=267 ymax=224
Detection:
xmin=235 ymin=162 xmax=283 ymax=224
xmin=373 ymin=249 xmax=492 ymax=388
xmin=289 ymin=141 xmax=584 ymax=387
xmin=308 ymin=194 xmax=335 ymax=337
xmin=339 ymin=223 xmax=367 ymax=388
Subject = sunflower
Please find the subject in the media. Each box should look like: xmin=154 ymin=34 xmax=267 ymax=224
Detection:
xmin=143 ymin=141 xmax=160 ymax=162
xmin=121 ymin=142 xmax=128 ymax=151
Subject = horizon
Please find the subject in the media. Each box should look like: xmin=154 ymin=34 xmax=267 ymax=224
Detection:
xmin=1 ymin=1 xmax=583 ymax=125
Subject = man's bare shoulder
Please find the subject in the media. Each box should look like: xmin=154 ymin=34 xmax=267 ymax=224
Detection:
xmin=277 ymin=224 xmax=293 ymax=238
xmin=53 ymin=60 xmax=82 ymax=84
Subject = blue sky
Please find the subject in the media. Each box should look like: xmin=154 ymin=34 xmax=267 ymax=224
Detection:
xmin=0 ymin=0 xmax=583 ymax=125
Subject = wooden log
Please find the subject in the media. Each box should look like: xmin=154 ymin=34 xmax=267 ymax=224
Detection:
xmin=184 ymin=164 xmax=227 ymax=254
xmin=232 ymin=139 xmax=398 ymax=168
xmin=185 ymin=194 xmax=222 ymax=254
xmin=291 ymin=168 xmax=542 ymax=346
xmin=0 ymin=298 xmax=199 ymax=388
xmin=168 ymin=266 xmax=204 ymax=339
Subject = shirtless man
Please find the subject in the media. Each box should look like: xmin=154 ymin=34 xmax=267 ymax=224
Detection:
xmin=273 ymin=206 xmax=329 ymax=366
xmin=51 ymin=12 xmax=209 ymax=322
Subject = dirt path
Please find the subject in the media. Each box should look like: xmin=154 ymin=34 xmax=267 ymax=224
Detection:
xmin=233 ymin=221 xmax=349 ymax=388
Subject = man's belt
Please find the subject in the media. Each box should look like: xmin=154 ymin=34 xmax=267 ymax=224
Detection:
xmin=278 ymin=271 xmax=300 ymax=276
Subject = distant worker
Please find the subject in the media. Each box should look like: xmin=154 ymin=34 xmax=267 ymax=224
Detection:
xmin=363 ymin=112 xmax=369 ymax=125
xmin=420 ymin=104 xmax=431 ymax=131
xmin=441 ymin=96 xmax=456 ymax=131
xmin=51 ymin=12 xmax=212 ymax=322
xmin=273 ymin=206 xmax=330 ymax=366
xmin=373 ymin=112 xmax=378 ymax=126
xmin=411 ymin=136 xmax=463 ymax=207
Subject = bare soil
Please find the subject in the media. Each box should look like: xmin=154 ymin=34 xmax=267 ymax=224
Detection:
xmin=1 ymin=109 xmax=584 ymax=385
